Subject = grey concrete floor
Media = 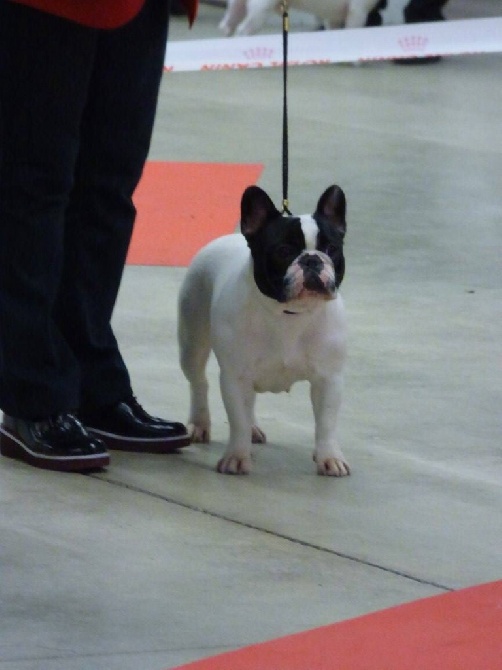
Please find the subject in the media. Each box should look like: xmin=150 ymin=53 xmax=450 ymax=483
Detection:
xmin=1 ymin=2 xmax=501 ymax=669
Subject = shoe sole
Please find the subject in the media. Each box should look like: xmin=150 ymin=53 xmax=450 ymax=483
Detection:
xmin=86 ymin=427 xmax=191 ymax=453
xmin=0 ymin=425 xmax=110 ymax=472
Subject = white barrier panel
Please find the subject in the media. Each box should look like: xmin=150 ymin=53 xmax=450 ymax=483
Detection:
xmin=164 ymin=17 xmax=502 ymax=72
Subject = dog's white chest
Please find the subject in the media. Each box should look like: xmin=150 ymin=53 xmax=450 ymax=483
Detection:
xmin=234 ymin=308 xmax=331 ymax=393
xmin=250 ymin=337 xmax=310 ymax=393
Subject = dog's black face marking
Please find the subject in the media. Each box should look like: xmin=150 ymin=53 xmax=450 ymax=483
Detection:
xmin=313 ymin=184 xmax=346 ymax=288
xmin=248 ymin=214 xmax=307 ymax=302
xmin=314 ymin=217 xmax=346 ymax=288
xmin=240 ymin=185 xmax=347 ymax=301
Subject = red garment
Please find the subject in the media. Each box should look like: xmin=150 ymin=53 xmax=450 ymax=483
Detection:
xmin=8 ymin=0 xmax=198 ymax=28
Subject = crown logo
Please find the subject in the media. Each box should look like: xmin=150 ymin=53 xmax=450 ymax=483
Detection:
xmin=243 ymin=47 xmax=275 ymax=60
xmin=398 ymin=35 xmax=429 ymax=52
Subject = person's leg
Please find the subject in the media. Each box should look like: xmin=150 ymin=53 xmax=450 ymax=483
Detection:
xmin=0 ymin=3 xmax=109 ymax=470
xmin=51 ymin=0 xmax=189 ymax=449
xmin=53 ymin=0 xmax=169 ymax=412
xmin=404 ymin=0 xmax=447 ymax=23
xmin=0 ymin=3 xmax=98 ymax=419
xmin=366 ymin=0 xmax=387 ymax=27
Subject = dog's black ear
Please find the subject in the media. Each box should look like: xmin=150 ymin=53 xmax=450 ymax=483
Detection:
xmin=241 ymin=186 xmax=280 ymax=236
xmin=315 ymin=185 xmax=346 ymax=236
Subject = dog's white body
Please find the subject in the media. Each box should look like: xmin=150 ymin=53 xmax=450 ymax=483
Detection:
xmin=178 ymin=232 xmax=349 ymax=476
xmin=220 ymin=0 xmax=379 ymax=36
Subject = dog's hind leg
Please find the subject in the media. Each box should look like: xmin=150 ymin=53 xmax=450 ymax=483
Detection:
xmin=327 ymin=6 xmax=348 ymax=29
xmin=345 ymin=0 xmax=376 ymax=28
xmin=178 ymin=284 xmax=212 ymax=443
xmin=235 ymin=0 xmax=272 ymax=35
xmin=252 ymin=423 xmax=266 ymax=444
xmin=219 ymin=0 xmax=247 ymax=36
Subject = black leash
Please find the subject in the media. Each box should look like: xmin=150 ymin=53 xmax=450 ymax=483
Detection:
xmin=280 ymin=1 xmax=292 ymax=215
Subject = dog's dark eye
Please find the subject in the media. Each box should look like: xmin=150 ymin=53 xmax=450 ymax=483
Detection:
xmin=274 ymin=244 xmax=297 ymax=262
xmin=324 ymin=243 xmax=339 ymax=258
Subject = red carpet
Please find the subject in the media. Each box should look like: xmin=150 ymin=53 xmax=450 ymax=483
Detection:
xmin=127 ymin=161 xmax=263 ymax=267
xmin=170 ymin=580 xmax=502 ymax=670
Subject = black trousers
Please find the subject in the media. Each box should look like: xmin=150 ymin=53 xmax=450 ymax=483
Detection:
xmin=0 ymin=0 xmax=169 ymax=419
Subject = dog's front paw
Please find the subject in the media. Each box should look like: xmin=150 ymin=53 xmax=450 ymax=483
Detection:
xmin=313 ymin=453 xmax=351 ymax=477
xmin=188 ymin=422 xmax=210 ymax=444
xmin=217 ymin=453 xmax=252 ymax=475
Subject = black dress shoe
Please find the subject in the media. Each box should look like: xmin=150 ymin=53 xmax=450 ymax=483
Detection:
xmin=80 ymin=396 xmax=191 ymax=453
xmin=0 ymin=413 xmax=110 ymax=472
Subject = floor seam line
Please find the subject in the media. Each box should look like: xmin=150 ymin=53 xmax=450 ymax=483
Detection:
xmin=89 ymin=474 xmax=454 ymax=593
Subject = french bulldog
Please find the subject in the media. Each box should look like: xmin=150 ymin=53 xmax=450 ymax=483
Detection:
xmin=219 ymin=0 xmax=380 ymax=36
xmin=178 ymin=185 xmax=349 ymax=476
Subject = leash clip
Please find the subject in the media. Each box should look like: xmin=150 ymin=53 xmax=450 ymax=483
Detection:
xmin=280 ymin=0 xmax=290 ymax=31
xmin=281 ymin=199 xmax=292 ymax=216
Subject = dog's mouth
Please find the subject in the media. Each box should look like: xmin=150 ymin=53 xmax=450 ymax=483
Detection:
xmin=282 ymin=287 xmax=337 ymax=316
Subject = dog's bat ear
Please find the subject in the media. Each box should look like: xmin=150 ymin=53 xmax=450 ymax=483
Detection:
xmin=241 ymin=186 xmax=280 ymax=236
xmin=315 ymin=185 xmax=346 ymax=235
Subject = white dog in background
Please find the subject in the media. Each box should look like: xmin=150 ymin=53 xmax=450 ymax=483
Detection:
xmin=220 ymin=0 xmax=381 ymax=36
